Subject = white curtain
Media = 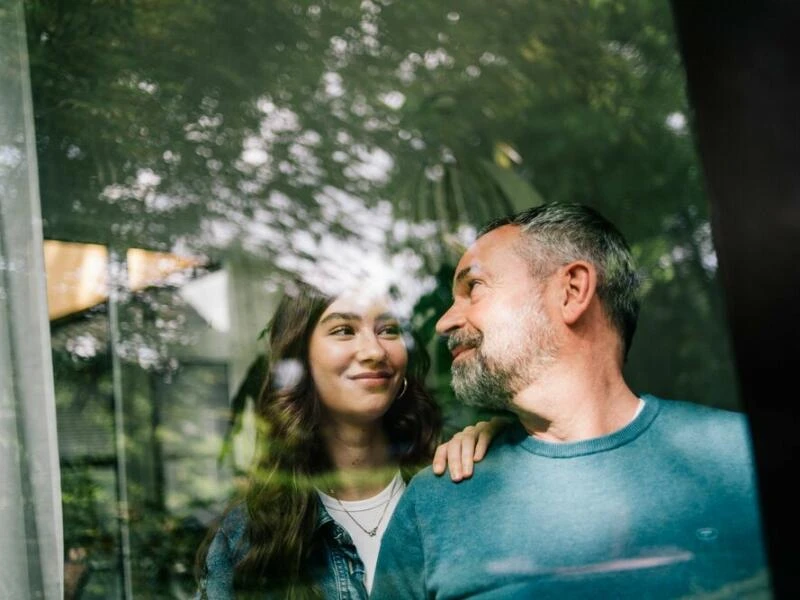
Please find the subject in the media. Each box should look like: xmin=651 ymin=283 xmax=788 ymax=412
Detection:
xmin=0 ymin=2 xmax=63 ymax=599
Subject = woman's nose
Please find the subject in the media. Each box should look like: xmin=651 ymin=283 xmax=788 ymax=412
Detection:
xmin=355 ymin=332 xmax=388 ymax=362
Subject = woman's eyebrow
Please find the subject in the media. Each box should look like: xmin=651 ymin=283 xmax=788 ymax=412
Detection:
xmin=318 ymin=312 xmax=361 ymax=324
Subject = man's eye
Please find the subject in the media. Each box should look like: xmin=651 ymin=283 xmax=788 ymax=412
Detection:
xmin=467 ymin=280 xmax=482 ymax=295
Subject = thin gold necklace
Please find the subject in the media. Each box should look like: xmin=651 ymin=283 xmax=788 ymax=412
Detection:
xmin=329 ymin=475 xmax=401 ymax=537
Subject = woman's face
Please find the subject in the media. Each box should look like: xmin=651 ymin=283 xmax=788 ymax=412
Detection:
xmin=308 ymin=292 xmax=408 ymax=425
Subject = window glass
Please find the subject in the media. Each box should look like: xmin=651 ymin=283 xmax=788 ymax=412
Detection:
xmin=23 ymin=1 xmax=753 ymax=597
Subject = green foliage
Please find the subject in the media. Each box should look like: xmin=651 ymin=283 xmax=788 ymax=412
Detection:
xmin=31 ymin=1 xmax=740 ymax=596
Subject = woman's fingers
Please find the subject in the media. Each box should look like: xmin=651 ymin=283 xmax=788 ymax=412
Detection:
xmin=432 ymin=425 xmax=478 ymax=481
xmin=433 ymin=418 xmax=510 ymax=480
xmin=432 ymin=441 xmax=449 ymax=476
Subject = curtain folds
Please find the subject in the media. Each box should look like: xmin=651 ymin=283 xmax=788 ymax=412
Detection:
xmin=0 ymin=2 xmax=63 ymax=599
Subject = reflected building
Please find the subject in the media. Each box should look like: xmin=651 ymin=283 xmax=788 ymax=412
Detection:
xmin=1 ymin=0 xmax=751 ymax=597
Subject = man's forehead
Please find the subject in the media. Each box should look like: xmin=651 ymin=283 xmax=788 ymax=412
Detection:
xmin=453 ymin=225 xmax=522 ymax=283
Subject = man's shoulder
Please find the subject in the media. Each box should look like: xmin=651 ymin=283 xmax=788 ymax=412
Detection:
xmin=405 ymin=436 xmax=520 ymax=500
xmin=405 ymin=465 xmax=447 ymax=494
xmin=646 ymin=394 xmax=753 ymax=452
xmin=649 ymin=394 xmax=747 ymax=425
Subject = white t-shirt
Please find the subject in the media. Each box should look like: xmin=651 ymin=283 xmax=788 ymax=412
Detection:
xmin=317 ymin=471 xmax=406 ymax=593
xmin=633 ymin=397 xmax=645 ymax=419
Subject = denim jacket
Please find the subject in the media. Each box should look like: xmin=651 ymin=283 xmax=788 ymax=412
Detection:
xmin=197 ymin=500 xmax=368 ymax=599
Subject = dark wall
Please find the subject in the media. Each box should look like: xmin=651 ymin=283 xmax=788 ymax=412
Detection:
xmin=669 ymin=1 xmax=800 ymax=596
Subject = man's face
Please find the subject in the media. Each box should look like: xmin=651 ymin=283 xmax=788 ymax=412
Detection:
xmin=435 ymin=225 xmax=559 ymax=409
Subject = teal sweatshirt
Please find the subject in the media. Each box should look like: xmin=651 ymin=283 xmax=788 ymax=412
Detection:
xmin=372 ymin=395 xmax=769 ymax=599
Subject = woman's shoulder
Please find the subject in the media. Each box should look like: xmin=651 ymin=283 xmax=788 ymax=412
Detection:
xmin=211 ymin=503 xmax=250 ymax=557
xmin=197 ymin=505 xmax=249 ymax=600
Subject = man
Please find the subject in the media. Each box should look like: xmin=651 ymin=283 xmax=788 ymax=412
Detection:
xmin=372 ymin=203 xmax=769 ymax=599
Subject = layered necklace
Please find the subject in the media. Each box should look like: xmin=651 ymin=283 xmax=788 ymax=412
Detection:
xmin=327 ymin=474 xmax=402 ymax=537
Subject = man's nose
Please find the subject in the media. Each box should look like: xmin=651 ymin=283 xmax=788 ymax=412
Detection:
xmin=435 ymin=303 xmax=463 ymax=336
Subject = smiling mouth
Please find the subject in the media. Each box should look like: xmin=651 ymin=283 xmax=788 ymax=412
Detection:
xmin=350 ymin=371 xmax=393 ymax=381
xmin=450 ymin=346 xmax=475 ymax=361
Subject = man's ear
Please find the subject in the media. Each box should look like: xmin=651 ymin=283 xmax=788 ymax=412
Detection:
xmin=559 ymin=261 xmax=596 ymax=325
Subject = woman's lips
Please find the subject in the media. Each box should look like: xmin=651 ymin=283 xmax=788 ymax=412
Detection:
xmin=349 ymin=371 xmax=393 ymax=387
xmin=350 ymin=371 xmax=393 ymax=380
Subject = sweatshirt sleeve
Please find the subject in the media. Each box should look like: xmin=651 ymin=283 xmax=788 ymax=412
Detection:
xmin=371 ymin=486 xmax=427 ymax=599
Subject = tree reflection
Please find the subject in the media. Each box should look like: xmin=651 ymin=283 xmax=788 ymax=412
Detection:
xmin=27 ymin=0 xmax=737 ymax=597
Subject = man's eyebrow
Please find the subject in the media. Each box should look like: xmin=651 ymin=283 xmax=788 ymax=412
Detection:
xmin=318 ymin=312 xmax=361 ymax=324
xmin=454 ymin=266 xmax=475 ymax=287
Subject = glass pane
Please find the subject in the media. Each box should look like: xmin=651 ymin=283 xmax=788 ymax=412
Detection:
xmin=49 ymin=249 xmax=236 ymax=597
xmin=26 ymin=1 xmax=765 ymax=598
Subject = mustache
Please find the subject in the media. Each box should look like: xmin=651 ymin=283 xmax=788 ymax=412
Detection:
xmin=447 ymin=331 xmax=483 ymax=352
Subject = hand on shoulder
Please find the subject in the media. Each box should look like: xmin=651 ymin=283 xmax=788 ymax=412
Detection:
xmin=431 ymin=416 xmax=513 ymax=481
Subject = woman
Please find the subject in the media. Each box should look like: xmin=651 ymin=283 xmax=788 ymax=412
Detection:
xmin=195 ymin=281 xmax=500 ymax=599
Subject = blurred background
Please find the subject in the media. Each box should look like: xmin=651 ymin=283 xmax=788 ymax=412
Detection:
xmin=12 ymin=0 xmax=737 ymax=597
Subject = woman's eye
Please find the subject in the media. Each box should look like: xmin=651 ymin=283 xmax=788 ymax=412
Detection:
xmin=379 ymin=324 xmax=401 ymax=337
xmin=330 ymin=325 xmax=354 ymax=336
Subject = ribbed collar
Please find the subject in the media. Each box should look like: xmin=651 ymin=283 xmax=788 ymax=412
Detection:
xmin=517 ymin=394 xmax=661 ymax=458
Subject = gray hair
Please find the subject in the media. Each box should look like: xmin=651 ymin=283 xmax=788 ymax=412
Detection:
xmin=480 ymin=203 xmax=642 ymax=361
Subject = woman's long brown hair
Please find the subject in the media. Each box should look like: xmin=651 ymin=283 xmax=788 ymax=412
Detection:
xmin=196 ymin=282 xmax=441 ymax=598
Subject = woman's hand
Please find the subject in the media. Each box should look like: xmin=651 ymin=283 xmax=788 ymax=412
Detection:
xmin=432 ymin=416 xmax=511 ymax=482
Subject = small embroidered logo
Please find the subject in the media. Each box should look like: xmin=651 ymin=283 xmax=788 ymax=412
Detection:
xmin=696 ymin=527 xmax=719 ymax=541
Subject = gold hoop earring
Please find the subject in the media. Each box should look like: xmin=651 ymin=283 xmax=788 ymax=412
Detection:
xmin=397 ymin=377 xmax=408 ymax=399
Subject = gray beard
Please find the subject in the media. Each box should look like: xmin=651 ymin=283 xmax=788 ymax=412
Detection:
xmin=449 ymin=319 xmax=558 ymax=410
xmin=448 ymin=293 xmax=558 ymax=410
xmin=451 ymin=349 xmax=517 ymax=411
